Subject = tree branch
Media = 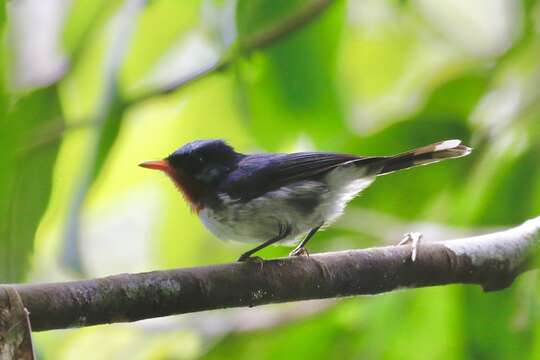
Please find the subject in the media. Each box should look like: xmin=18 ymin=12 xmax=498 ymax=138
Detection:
xmin=1 ymin=216 xmax=538 ymax=332
xmin=238 ymin=0 xmax=333 ymax=51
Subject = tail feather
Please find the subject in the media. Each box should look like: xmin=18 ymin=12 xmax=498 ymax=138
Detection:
xmin=376 ymin=139 xmax=472 ymax=175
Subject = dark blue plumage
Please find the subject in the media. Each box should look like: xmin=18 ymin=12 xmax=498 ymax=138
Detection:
xmin=166 ymin=140 xmax=241 ymax=187
xmin=140 ymin=138 xmax=471 ymax=261
xmin=167 ymin=139 xmax=376 ymax=202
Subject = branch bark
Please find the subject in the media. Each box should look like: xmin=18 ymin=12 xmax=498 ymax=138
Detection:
xmin=0 ymin=216 xmax=538 ymax=332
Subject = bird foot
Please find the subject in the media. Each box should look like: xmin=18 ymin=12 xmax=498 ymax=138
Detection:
xmin=237 ymin=254 xmax=264 ymax=263
xmin=397 ymin=232 xmax=422 ymax=262
xmin=237 ymin=255 xmax=264 ymax=271
xmin=289 ymin=247 xmax=309 ymax=257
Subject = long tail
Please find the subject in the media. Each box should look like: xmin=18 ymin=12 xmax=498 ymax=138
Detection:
xmin=374 ymin=139 xmax=472 ymax=175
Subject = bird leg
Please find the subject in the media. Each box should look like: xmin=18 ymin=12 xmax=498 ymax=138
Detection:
xmin=237 ymin=225 xmax=291 ymax=262
xmin=289 ymin=225 xmax=322 ymax=257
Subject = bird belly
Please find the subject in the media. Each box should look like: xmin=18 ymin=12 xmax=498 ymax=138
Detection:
xmin=318 ymin=165 xmax=375 ymax=223
xmin=199 ymin=181 xmax=329 ymax=244
xmin=199 ymin=167 xmax=375 ymax=245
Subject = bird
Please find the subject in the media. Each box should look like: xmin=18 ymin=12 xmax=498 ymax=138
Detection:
xmin=139 ymin=139 xmax=471 ymax=262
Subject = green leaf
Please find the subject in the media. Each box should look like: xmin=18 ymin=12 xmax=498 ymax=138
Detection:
xmin=120 ymin=0 xmax=202 ymax=93
xmin=235 ymin=0 xmax=347 ymax=149
xmin=62 ymin=0 xmax=124 ymax=56
xmin=61 ymin=96 xmax=127 ymax=273
xmin=345 ymin=117 xmax=471 ymax=220
xmin=337 ymin=74 xmax=485 ymax=220
xmin=414 ymin=73 xmax=490 ymax=120
xmin=203 ymin=288 xmax=462 ymax=360
xmin=237 ymin=0 xmax=309 ymax=35
xmin=462 ymin=286 xmax=529 ymax=359
xmin=0 ymin=4 xmax=63 ymax=281
xmin=0 ymin=0 xmax=5 ymax=26
xmin=59 ymin=1 xmax=142 ymax=273
xmin=92 ymin=98 xmax=127 ymax=180
xmin=455 ymin=144 xmax=540 ymax=226
xmin=0 ymin=87 xmax=63 ymax=282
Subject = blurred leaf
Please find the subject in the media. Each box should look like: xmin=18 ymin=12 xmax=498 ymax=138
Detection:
xmin=120 ymin=0 xmax=202 ymax=93
xmin=0 ymin=87 xmax=63 ymax=282
xmin=202 ymin=303 xmax=354 ymax=360
xmin=62 ymin=0 xmax=124 ymax=56
xmin=237 ymin=0 xmax=308 ymax=34
xmin=495 ymin=0 xmax=538 ymax=65
xmin=92 ymin=98 xmax=127 ymax=180
xmin=345 ymin=118 xmax=471 ymax=220
xmin=7 ymin=0 xmax=68 ymax=90
xmin=414 ymin=73 xmax=490 ymax=120
xmin=457 ymin=143 xmax=540 ymax=226
xmin=414 ymin=0 xmax=521 ymax=59
xmin=0 ymin=0 xmax=5 ymax=25
xmin=335 ymin=74 xmax=484 ymax=220
xmin=0 ymin=1 xmax=63 ymax=282
xmin=60 ymin=26 xmax=109 ymax=121
xmin=339 ymin=8 xmax=418 ymax=100
xmin=362 ymin=287 xmax=463 ymax=360
xmin=15 ymin=1 xmax=540 ymax=358
xmin=60 ymin=0 xmax=144 ymax=273
xmin=62 ymin=97 xmax=126 ymax=270
xmin=203 ymin=288 xmax=462 ymax=360
xmin=462 ymin=286 xmax=530 ymax=360
xmin=236 ymin=0 xmax=347 ymax=149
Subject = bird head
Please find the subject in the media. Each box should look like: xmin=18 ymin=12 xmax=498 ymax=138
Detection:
xmin=139 ymin=139 xmax=241 ymax=210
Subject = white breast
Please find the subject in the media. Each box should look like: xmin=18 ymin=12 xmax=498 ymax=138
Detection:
xmin=199 ymin=164 xmax=375 ymax=245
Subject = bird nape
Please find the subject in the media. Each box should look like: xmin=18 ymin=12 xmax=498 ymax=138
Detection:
xmin=140 ymin=139 xmax=471 ymax=262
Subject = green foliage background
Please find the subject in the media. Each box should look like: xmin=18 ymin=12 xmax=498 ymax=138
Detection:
xmin=1 ymin=0 xmax=540 ymax=358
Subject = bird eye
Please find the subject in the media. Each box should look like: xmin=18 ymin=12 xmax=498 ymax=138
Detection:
xmin=197 ymin=156 xmax=204 ymax=164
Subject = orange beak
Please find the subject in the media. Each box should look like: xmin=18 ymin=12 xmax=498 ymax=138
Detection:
xmin=138 ymin=159 xmax=171 ymax=172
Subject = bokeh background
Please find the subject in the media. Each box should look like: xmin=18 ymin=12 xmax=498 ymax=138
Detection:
xmin=1 ymin=0 xmax=540 ymax=358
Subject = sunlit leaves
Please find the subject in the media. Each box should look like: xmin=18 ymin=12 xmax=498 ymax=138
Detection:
xmin=62 ymin=0 xmax=124 ymax=56
xmin=236 ymin=0 xmax=346 ymax=149
xmin=346 ymin=117 xmax=471 ymax=220
xmin=59 ymin=0 xmax=145 ymax=273
xmin=203 ymin=288 xmax=462 ymax=360
xmin=0 ymin=1 xmax=64 ymax=282
xmin=5 ymin=0 xmax=540 ymax=358
xmin=120 ymin=0 xmax=203 ymax=95
xmin=0 ymin=87 xmax=63 ymax=281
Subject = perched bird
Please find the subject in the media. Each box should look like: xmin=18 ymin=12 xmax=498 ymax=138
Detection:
xmin=140 ymin=139 xmax=471 ymax=261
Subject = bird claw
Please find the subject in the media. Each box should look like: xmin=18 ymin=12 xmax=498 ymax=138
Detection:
xmin=289 ymin=247 xmax=309 ymax=257
xmin=237 ymin=254 xmax=264 ymax=267
xmin=398 ymin=232 xmax=422 ymax=262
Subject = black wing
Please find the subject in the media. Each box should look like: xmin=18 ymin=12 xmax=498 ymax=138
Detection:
xmin=218 ymin=152 xmax=378 ymax=201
